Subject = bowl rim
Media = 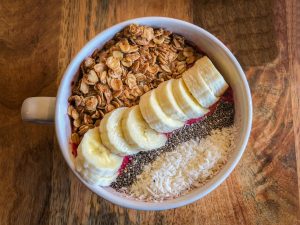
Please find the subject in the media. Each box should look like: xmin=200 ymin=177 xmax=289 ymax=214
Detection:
xmin=55 ymin=16 xmax=252 ymax=210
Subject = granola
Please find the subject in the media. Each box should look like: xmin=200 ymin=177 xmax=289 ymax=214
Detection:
xmin=68 ymin=24 xmax=203 ymax=139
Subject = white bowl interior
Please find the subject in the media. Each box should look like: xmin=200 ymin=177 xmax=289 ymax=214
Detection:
xmin=56 ymin=17 xmax=252 ymax=210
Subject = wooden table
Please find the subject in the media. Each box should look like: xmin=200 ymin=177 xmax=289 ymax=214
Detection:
xmin=1 ymin=0 xmax=299 ymax=224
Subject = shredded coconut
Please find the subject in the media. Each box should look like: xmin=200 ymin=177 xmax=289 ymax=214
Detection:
xmin=127 ymin=126 xmax=236 ymax=201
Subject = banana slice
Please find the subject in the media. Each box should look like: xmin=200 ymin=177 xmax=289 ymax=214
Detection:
xmin=182 ymin=62 xmax=219 ymax=108
xmin=156 ymin=79 xmax=188 ymax=122
xmin=75 ymin=127 xmax=123 ymax=177
xmin=139 ymin=90 xmax=184 ymax=133
xmin=99 ymin=107 xmax=140 ymax=156
xmin=76 ymin=164 xmax=118 ymax=186
xmin=194 ymin=56 xmax=229 ymax=96
xmin=83 ymin=171 xmax=118 ymax=186
xmin=122 ymin=105 xmax=167 ymax=150
xmin=172 ymin=78 xmax=208 ymax=119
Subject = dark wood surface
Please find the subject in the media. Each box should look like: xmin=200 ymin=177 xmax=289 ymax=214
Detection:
xmin=0 ymin=0 xmax=299 ymax=224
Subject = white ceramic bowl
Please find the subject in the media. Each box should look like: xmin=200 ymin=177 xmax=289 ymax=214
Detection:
xmin=22 ymin=17 xmax=252 ymax=210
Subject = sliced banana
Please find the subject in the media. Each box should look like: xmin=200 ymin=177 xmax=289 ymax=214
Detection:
xmin=139 ymin=90 xmax=184 ymax=133
xmin=99 ymin=107 xmax=140 ymax=156
xmin=156 ymin=79 xmax=188 ymax=122
xmin=77 ymin=166 xmax=118 ymax=186
xmin=75 ymin=127 xmax=123 ymax=177
xmin=194 ymin=56 xmax=228 ymax=96
xmin=182 ymin=62 xmax=219 ymax=108
xmin=122 ymin=105 xmax=167 ymax=150
xmin=172 ymin=78 xmax=208 ymax=119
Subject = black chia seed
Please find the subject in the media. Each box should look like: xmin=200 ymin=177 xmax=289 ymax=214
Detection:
xmin=111 ymin=99 xmax=235 ymax=190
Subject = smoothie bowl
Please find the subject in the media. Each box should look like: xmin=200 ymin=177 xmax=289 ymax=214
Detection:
xmin=21 ymin=17 xmax=252 ymax=210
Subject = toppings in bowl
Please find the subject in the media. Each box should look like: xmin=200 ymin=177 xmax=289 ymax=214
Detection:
xmin=68 ymin=24 xmax=234 ymax=201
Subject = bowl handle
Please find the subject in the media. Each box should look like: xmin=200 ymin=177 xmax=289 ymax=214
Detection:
xmin=21 ymin=97 xmax=56 ymax=124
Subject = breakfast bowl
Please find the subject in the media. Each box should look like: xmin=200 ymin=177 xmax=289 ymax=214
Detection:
xmin=21 ymin=17 xmax=252 ymax=210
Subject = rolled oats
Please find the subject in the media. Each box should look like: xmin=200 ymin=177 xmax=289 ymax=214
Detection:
xmin=108 ymin=69 xmax=121 ymax=79
xmin=99 ymin=71 xmax=107 ymax=84
xmin=111 ymin=100 xmax=120 ymax=108
xmin=114 ymin=97 xmax=124 ymax=106
xmin=83 ymin=114 xmax=93 ymax=125
xmin=112 ymin=51 xmax=124 ymax=60
xmin=119 ymin=39 xmax=131 ymax=53
xmin=68 ymin=95 xmax=83 ymax=107
xmin=113 ymin=90 xmax=123 ymax=98
xmin=139 ymin=62 xmax=149 ymax=74
xmin=161 ymin=64 xmax=172 ymax=73
xmin=71 ymin=108 xmax=79 ymax=120
xmin=143 ymin=84 xmax=150 ymax=93
xmin=126 ymin=52 xmax=140 ymax=61
xmin=106 ymin=76 xmax=112 ymax=87
xmin=91 ymin=110 xmax=101 ymax=119
xmin=128 ymin=24 xmax=143 ymax=36
xmin=106 ymin=56 xmax=120 ymax=70
xmin=135 ymin=73 xmax=146 ymax=82
xmin=84 ymin=57 xmax=95 ymax=69
xmin=141 ymin=27 xmax=154 ymax=41
xmin=126 ymin=72 xmax=137 ymax=89
xmin=128 ymin=45 xmax=139 ymax=53
xmin=153 ymin=36 xmax=165 ymax=45
xmin=84 ymin=96 xmax=98 ymax=111
xmin=68 ymin=24 xmax=203 ymax=139
xmin=176 ymin=61 xmax=187 ymax=74
xmin=135 ymin=38 xmax=150 ymax=46
xmin=183 ymin=47 xmax=194 ymax=57
xmin=83 ymin=70 xmax=98 ymax=85
xmin=73 ymin=119 xmax=81 ymax=128
xmin=110 ymin=78 xmax=123 ymax=91
xmin=67 ymin=105 xmax=74 ymax=116
xmin=78 ymin=125 xmax=89 ymax=136
xmin=105 ymin=104 xmax=115 ymax=112
xmin=131 ymin=60 xmax=140 ymax=73
xmin=121 ymin=58 xmax=133 ymax=67
xmin=94 ymin=62 xmax=106 ymax=73
xmin=80 ymin=80 xmax=89 ymax=94
xmin=147 ymin=64 xmax=159 ymax=75
xmin=131 ymin=86 xmax=143 ymax=97
xmin=123 ymin=88 xmax=134 ymax=99
xmin=103 ymin=88 xmax=113 ymax=104
xmin=158 ymin=54 xmax=168 ymax=65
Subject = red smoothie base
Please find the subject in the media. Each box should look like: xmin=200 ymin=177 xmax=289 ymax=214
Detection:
xmin=71 ymin=143 xmax=78 ymax=157
xmin=118 ymin=156 xmax=132 ymax=174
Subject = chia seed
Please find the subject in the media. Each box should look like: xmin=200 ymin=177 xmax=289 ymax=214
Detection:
xmin=111 ymin=99 xmax=235 ymax=190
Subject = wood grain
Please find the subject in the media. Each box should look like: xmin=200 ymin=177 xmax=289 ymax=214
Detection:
xmin=287 ymin=0 xmax=300 ymax=208
xmin=0 ymin=0 xmax=299 ymax=224
xmin=0 ymin=0 xmax=61 ymax=224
